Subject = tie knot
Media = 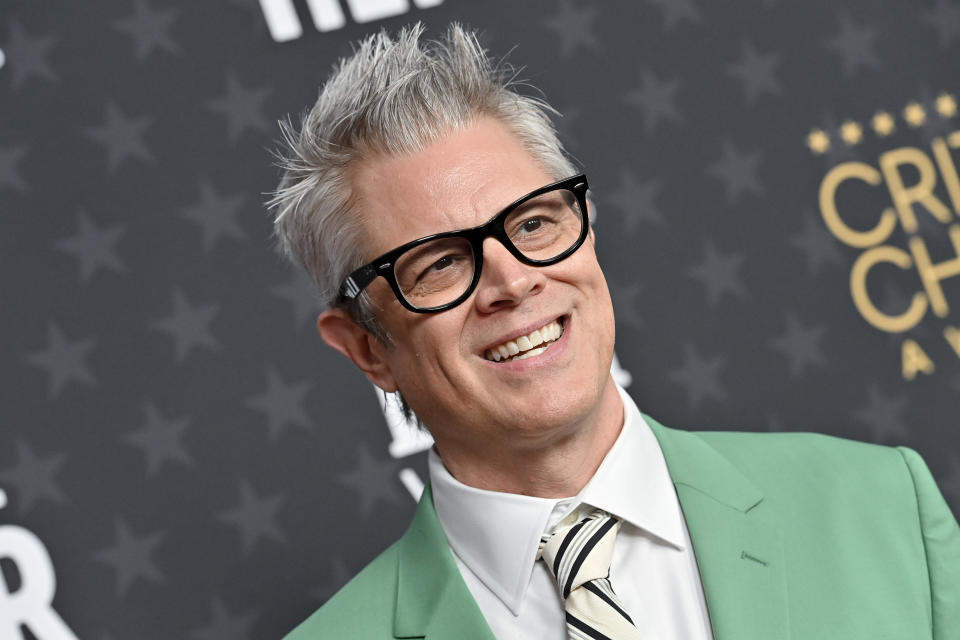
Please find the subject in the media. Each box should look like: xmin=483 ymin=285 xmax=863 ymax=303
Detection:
xmin=539 ymin=509 xmax=621 ymax=599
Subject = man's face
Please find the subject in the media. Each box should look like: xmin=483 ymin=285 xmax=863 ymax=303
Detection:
xmin=350 ymin=118 xmax=616 ymax=454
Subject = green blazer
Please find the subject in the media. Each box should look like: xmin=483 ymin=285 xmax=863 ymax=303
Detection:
xmin=285 ymin=417 xmax=960 ymax=639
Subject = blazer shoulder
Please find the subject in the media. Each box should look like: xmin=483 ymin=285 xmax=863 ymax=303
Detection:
xmin=283 ymin=541 xmax=401 ymax=640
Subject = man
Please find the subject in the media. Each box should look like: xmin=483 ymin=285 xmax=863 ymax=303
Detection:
xmin=271 ymin=23 xmax=960 ymax=640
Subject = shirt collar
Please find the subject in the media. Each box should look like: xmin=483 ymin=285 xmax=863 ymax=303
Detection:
xmin=428 ymin=384 xmax=686 ymax=615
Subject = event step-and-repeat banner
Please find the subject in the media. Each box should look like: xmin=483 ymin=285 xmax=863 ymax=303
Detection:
xmin=1 ymin=0 xmax=958 ymax=637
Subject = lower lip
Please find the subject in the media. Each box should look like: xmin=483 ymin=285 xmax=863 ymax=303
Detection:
xmin=482 ymin=316 xmax=571 ymax=373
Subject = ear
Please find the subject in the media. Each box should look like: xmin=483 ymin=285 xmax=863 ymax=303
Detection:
xmin=316 ymin=308 xmax=398 ymax=392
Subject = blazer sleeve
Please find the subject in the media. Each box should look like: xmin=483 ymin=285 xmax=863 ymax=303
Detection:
xmin=897 ymin=446 xmax=960 ymax=639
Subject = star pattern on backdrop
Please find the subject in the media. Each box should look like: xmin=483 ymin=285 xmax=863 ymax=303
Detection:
xmin=604 ymin=169 xmax=665 ymax=232
xmin=271 ymin=268 xmax=325 ymax=330
xmin=180 ymin=181 xmax=248 ymax=252
xmin=0 ymin=144 xmax=29 ymax=192
xmin=920 ymin=0 xmax=960 ymax=50
xmin=192 ymin=598 xmax=258 ymax=640
xmin=725 ymin=40 xmax=782 ymax=104
xmin=312 ymin=557 xmax=353 ymax=604
xmin=707 ymin=139 xmax=764 ymax=203
xmin=218 ymin=481 xmax=287 ymax=555
xmin=245 ymin=366 xmax=313 ymax=439
xmin=608 ymin=280 xmax=645 ymax=330
xmin=0 ymin=441 xmax=67 ymax=514
xmin=337 ymin=445 xmax=404 ymax=517
xmin=55 ymin=210 xmax=127 ymax=284
xmin=84 ymin=101 xmax=154 ymax=173
xmin=852 ymin=386 xmax=910 ymax=443
xmin=206 ymin=73 xmax=272 ymax=143
xmin=123 ymin=402 xmax=194 ymax=477
xmin=94 ymin=519 xmax=165 ymax=597
xmin=112 ymin=0 xmax=181 ymax=62
xmin=643 ymin=0 xmax=702 ymax=31
xmin=540 ymin=0 xmax=600 ymax=58
xmin=625 ymin=68 xmax=683 ymax=132
xmin=4 ymin=20 xmax=59 ymax=90
xmin=687 ymin=241 xmax=747 ymax=306
xmin=152 ymin=289 xmax=221 ymax=362
xmin=824 ymin=13 xmax=881 ymax=76
xmin=26 ymin=323 xmax=97 ymax=398
xmin=788 ymin=212 xmax=843 ymax=275
xmin=769 ymin=312 xmax=828 ymax=377
xmin=668 ymin=344 xmax=728 ymax=411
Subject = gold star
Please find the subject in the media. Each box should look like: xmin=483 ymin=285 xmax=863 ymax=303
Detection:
xmin=936 ymin=93 xmax=957 ymax=118
xmin=807 ymin=129 xmax=830 ymax=154
xmin=904 ymin=102 xmax=926 ymax=127
xmin=840 ymin=120 xmax=863 ymax=145
xmin=872 ymin=111 xmax=895 ymax=137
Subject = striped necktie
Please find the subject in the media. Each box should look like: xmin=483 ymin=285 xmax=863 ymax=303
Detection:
xmin=539 ymin=509 xmax=645 ymax=640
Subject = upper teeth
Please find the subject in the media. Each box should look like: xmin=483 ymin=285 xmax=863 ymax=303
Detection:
xmin=485 ymin=320 xmax=563 ymax=362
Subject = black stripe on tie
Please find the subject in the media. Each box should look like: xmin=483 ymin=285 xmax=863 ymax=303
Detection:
xmin=583 ymin=581 xmax=634 ymax=624
xmin=563 ymin=517 xmax=618 ymax=598
xmin=552 ymin=519 xmax=588 ymax=576
xmin=566 ymin=612 xmax=614 ymax=640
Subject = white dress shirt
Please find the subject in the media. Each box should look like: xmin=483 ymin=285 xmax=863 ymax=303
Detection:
xmin=428 ymin=385 xmax=715 ymax=640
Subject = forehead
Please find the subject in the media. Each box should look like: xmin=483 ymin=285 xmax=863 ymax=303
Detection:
xmin=349 ymin=118 xmax=556 ymax=258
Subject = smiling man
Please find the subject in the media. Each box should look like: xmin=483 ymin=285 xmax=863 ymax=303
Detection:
xmin=271 ymin=24 xmax=959 ymax=640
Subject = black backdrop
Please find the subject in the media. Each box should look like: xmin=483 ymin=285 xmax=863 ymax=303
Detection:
xmin=1 ymin=0 xmax=959 ymax=637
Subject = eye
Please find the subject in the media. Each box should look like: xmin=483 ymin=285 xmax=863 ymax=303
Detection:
xmin=429 ymin=255 xmax=455 ymax=271
xmin=520 ymin=218 xmax=543 ymax=233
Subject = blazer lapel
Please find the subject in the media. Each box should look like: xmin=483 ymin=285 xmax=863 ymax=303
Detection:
xmin=646 ymin=416 xmax=791 ymax=640
xmin=394 ymin=484 xmax=496 ymax=640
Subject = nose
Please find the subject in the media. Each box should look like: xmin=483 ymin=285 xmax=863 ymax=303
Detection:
xmin=474 ymin=237 xmax=545 ymax=312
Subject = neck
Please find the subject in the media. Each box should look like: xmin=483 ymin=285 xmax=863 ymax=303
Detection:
xmin=434 ymin=378 xmax=625 ymax=497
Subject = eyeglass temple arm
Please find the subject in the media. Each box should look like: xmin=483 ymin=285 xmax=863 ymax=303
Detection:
xmin=339 ymin=264 xmax=378 ymax=300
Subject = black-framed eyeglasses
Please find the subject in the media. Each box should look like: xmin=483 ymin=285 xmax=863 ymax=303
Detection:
xmin=338 ymin=174 xmax=590 ymax=313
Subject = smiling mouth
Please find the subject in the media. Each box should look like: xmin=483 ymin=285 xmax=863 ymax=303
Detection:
xmin=484 ymin=318 xmax=565 ymax=363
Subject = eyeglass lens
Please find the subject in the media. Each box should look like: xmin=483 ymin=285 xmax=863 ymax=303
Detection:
xmin=393 ymin=187 xmax=585 ymax=309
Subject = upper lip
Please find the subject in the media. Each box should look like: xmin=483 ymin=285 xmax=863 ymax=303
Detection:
xmin=479 ymin=314 xmax=566 ymax=354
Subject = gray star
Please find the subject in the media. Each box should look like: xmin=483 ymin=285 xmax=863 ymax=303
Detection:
xmin=312 ymin=557 xmax=352 ymax=604
xmin=84 ymin=101 xmax=154 ymax=173
xmin=219 ymin=481 xmax=286 ymax=555
xmin=687 ymin=241 xmax=747 ymax=306
xmin=644 ymin=0 xmax=702 ymax=30
xmin=270 ymin=268 xmax=324 ymax=330
xmin=152 ymin=289 xmax=220 ymax=362
xmin=609 ymin=280 xmax=644 ymax=330
xmin=788 ymin=212 xmax=843 ymax=276
xmin=0 ymin=441 xmax=67 ymax=514
xmin=725 ymin=40 xmax=782 ymax=104
xmin=952 ymin=375 xmax=960 ymax=392
xmin=852 ymin=386 xmax=910 ymax=443
xmin=707 ymin=140 xmax=764 ymax=203
xmin=337 ymin=445 xmax=404 ymax=517
xmin=55 ymin=210 xmax=126 ymax=284
xmin=668 ymin=344 xmax=727 ymax=411
xmin=26 ymin=324 xmax=96 ymax=398
xmin=180 ymin=181 xmax=247 ymax=251
xmin=540 ymin=0 xmax=600 ymax=58
xmin=769 ymin=312 xmax=827 ymax=377
xmin=604 ymin=169 xmax=665 ymax=233
xmin=921 ymin=0 xmax=960 ymax=49
xmin=123 ymin=403 xmax=193 ymax=477
xmin=206 ymin=73 xmax=271 ymax=143
xmin=112 ymin=0 xmax=180 ymax=61
xmin=192 ymin=599 xmax=257 ymax=640
xmin=766 ymin=414 xmax=786 ymax=432
xmin=245 ymin=367 xmax=312 ymax=439
xmin=825 ymin=13 xmax=880 ymax=77
xmin=94 ymin=519 xmax=165 ymax=596
xmin=0 ymin=145 xmax=29 ymax=192
xmin=625 ymin=68 xmax=683 ymax=132
xmin=5 ymin=20 xmax=58 ymax=90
